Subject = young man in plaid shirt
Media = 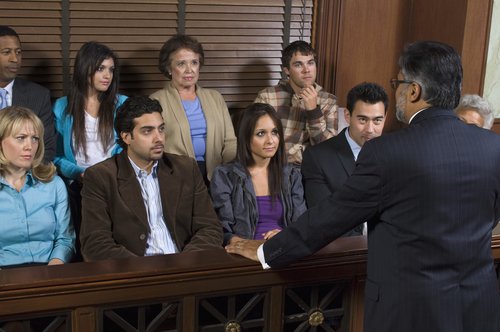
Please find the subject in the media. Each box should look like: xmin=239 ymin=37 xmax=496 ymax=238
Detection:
xmin=255 ymin=41 xmax=338 ymax=165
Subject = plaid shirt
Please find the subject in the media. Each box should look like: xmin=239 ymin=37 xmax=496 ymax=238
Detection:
xmin=255 ymin=79 xmax=338 ymax=164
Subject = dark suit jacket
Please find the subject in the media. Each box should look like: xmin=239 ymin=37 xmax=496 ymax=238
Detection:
xmin=265 ymin=108 xmax=500 ymax=332
xmin=301 ymin=128 xmax=363 ymax=236
xmin=12 ymin=78 xmax=56 ymax=161
xmin=80 ymin=151 xmax=223 ymax=261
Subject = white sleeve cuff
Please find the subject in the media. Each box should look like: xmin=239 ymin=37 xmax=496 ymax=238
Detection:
xmin=257 ymin=244 xmax=271 ymax=269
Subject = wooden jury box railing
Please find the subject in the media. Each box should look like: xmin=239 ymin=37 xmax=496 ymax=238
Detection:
xmin=1 ymin=235 xmax=499 ymax=332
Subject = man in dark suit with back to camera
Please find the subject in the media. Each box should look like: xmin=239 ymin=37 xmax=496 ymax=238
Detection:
xmin=301 ymin=82 xmax=387 ymax=236
xmin=80 ymin=96 xmax=222 ymax=261
xmin=226 ymin=41 xmax=500 ymax=332
xmin=0 ymin=25 xmax=56 ymax=161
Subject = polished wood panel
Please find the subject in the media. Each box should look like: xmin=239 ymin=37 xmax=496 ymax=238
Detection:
xmin=406 ymin=0 xmax=467 ymax=50
xmin=460 ymin=0 xmax=493 ymax=95
xmin=3 ymin=0 xmax=497 ymax=123
xmin=0 ymin=0 xmax=312 ymax=111
xmin=313 ymin=0 xmax=410 ymax=133
xmin=1 ymin=235 xmax=499 ymax=331
xmin=405 ymin=0 xmax=492 ymax=96
xmin=492 ymin=119 xmax=500 ymax=134
xmin=313 ymin=0 xmax=497 ymax=132
xmin=0 ymin=237 xmax=368 ymax=331
xmin=312 ymin=0 xmax=341 ymax=96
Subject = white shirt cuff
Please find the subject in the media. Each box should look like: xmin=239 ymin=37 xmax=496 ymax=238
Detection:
xmin=257 ymin=244 xmax=271 ymax=269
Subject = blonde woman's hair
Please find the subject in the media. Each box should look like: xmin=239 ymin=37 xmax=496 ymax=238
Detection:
xmin=0 ymin=106 xmax=56 ymax=182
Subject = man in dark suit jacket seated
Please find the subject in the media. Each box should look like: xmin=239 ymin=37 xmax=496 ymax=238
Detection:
xmin=80 ymin=96 xmax=223 ymax=261
xmin=301 ymin=82 xmax=388 ymax=236
xmin=226 ymin=41 xmax=500 ymax=332
xmin=0 ymin=25 xmax=56 ymax=161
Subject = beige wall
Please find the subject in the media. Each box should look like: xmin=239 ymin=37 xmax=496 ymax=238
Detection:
xmin=484 ymin=0 xmax=500 ymax=118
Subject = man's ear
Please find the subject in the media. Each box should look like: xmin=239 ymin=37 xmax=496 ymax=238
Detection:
xmin=121 ymin=132 xmax=131 ymax=145
xmin=408 ymin=82 xmax=422 ymax=102
xmin=283 ymin=66 xmax=290 ymax=77
xmin=344 ymin=108 xmax=351 ymax=125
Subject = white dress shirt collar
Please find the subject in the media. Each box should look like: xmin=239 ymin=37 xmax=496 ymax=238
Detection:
xmin=345 ymin=127 xmax=362 ymax=161
xmin=2 ymin=79 xmax=15 ymax=106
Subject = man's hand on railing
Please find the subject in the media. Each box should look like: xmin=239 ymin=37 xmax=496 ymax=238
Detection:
xmin=225 ymin=238 xmax=263 ymax=262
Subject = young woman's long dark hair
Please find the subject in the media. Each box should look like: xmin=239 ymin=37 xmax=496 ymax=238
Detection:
xmin=66 ymin=41 xmax=120 ymax=160
xmin=236 ymin=103 xmax=286 ymax=200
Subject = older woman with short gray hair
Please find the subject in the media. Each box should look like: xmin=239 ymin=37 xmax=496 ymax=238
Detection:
xmin=455 ymin=94 xmax=494 ymax=129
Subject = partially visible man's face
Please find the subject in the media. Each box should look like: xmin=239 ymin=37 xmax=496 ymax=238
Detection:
xmin=456 ymin=109 xmax=484 ymax=128
xmin=0 ymin=35 xmax=22 ymax=87
xmin=284 ymin=52 xmax=317 ymax=92
xmin=345 ymin=100 xmax=386 ymax=147
xmin=395 ymin=72 xmax=411 ymax=123
xmin=122 ymin=112 xmax=165 ymax=170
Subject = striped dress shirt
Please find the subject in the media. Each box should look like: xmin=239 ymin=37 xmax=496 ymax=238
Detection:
xmin=129 ymin=158 xmax=178 ymax=255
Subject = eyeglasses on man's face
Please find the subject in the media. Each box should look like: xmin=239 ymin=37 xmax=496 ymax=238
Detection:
xmin=390 ymin=79 xmax=414 ymax=89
